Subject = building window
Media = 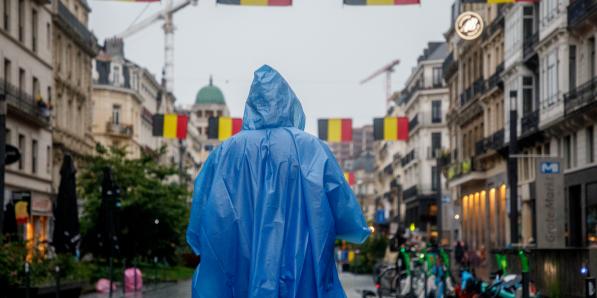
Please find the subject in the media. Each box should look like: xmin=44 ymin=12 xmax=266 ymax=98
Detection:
xmin=197 ymin=110 xmax=203 ymax=118
xmin=432 ymin=67 xmax=442 ymax=87
xmin=113 ymin=65 xmax=120 ymax=85
xmin=431 ymin=166 xmax=438 ymax=191
xmin=112 ymin=105 xmax=120 ymax=125
xmin=66 ymin=44 xmax=72 ymax=77
xmin=6 ymin=128 xmax=10 ymax=145
xmin=217 ymin=110 xmax=223 ymax=117
xmin=31 ymin=139 xmax=37 ymax=174
xmin=590 ymin=37 xmax=596 ymax=79
xmin=31 ymin=9 xmax=37 ymax=52
xmin=588 ymin=126 xmax=595 ymax=164
xmin=206 ymin=110 xmax=213 ymax=118
xmin=17 ymin=0 xmax=23 ymax=42
xmin=3 ymin=0 xmax=10 ymax=31
xmin=431 ymin=132 xmax=442 ymax=158
xmin=32 ymin=76 xmax=39 ymax=98
xmin=432 ymin=100 xmax=442 ymax=123
xmin=570 ymin=45 xmax=577 ymax=91
xmin=4 ymin=59 xmax=11 ymax=83
xmin=46 ymin=145 xmax=50 ymax=174
xmin=523 ymin=76 xmax=533 ymax=115
xmin=545 ymin=50 xmax=558 ymax=106
xmin=18 ymin=68 xmax=25 ymax=94
xmin=18 ymin=134 xmax=24 ymax=170
xmin=46 ymin=22 xmax=50 ymax=49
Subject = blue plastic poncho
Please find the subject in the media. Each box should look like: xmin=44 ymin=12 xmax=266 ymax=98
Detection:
xmin=187 ymin=65 xmax=370 ymax=298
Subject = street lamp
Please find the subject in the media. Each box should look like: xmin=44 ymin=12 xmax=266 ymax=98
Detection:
xmin=508 ymin=90 xmax=519 ymax=245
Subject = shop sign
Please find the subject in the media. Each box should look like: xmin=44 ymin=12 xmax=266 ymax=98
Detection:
xmin=12 ymin=191 xmax=31 ymax=224
xmin=375 ymin=209 xmax=386 ymax=224
xmin=31 ymin=196 xmax=53 ymax=215
xmin=536 ymin=157 xmax=565 ymax=248
xmin=455 ymin=11 xmax=484 ymax=41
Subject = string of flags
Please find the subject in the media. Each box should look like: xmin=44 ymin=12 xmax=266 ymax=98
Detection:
xmin=152 ymin=114 xmax=189 ymax=139
xmin=95 ymin=0 xmax=535 ymax=5
xmin=343 ymin=0 xmax=420 ymax=5
xmin=216 ymin=0 xmax=292 ymax=5
xmin=208 ymin=117 xmax=243 ymax=141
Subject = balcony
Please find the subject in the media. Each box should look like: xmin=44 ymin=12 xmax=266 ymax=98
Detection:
xmin=446 ymin=158 xmax=480 ymax=181
xmin=564 ymin=76 xmax=597 ymax=115
xmin=473 ymin=78 xmax=486 ymax=96
xmin=443 ymin=53 xmax=457 ymax=80
xmin=568 ymin=0 xmax=597 ymax=29
xmin=402 ymin=185 xmax=418 ymax=200
xmin=473 ymin=129 xmax=505 ymax=157
xmin=400 ymin=149 xmax=416 ymax=167
xmin=56 ymin=2 xmax=97 ymax=52
xmin=521 ymin=110 xmax=539 ymax=135
xmin=106 ymin=122 xmax=133 ymax=137
xmin=0 ymin=78 xmax=50 ymax=127
xmin=460 ymin=87 xmax=474 ymax=107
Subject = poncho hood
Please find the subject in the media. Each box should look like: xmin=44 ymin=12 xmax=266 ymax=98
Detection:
xmin=242 ymin=65 xmax=305 ymax=130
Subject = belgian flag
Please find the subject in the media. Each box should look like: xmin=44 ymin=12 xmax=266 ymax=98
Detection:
xmin=216 ymin=0 xmax=292 ymax=5
xmin=318 ymin=118 xmax=353 ymax=142
xmin=208 ymin=117 xmax=243 ymax=141
xmin=373 ymin=117 xmax=409 ymax=141
xmin=344 ymin=0 xmax=420 ymax=5
xmin=344 ymin=172 xmax=356 ymax=186
xmin=152 ymin=114 xmax=188 ymax=139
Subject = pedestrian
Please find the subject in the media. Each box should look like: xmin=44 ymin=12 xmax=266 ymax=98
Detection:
xmin=454 ymin=241 xmax=464 ymax=266
xmin=186 ymin=65 xmax=370 ymax=298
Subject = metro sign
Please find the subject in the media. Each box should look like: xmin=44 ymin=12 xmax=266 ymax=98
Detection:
xmin=541 ymin=161 xmax=560 ymax=174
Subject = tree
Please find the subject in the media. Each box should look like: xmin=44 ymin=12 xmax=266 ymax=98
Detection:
xmin=79 ymin=144 xmax=190 ymax=262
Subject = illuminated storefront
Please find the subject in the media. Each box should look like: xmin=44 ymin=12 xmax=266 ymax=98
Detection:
xmin=461 ymin=184 xmax=508 ymax=250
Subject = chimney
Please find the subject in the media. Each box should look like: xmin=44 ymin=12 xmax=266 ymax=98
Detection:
xmin=104 ymin=38 xmax=125 ymax=58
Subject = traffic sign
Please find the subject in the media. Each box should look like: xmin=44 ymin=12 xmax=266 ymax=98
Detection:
xmin=5 ymin=144 xmax=20 ymax=165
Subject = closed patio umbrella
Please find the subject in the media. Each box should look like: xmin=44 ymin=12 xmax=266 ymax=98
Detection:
xmin=53 ymin=154 xmax=80 ymax=255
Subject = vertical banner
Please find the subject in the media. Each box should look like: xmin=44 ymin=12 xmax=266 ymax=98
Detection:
xmin=535 ymin=157 xmax=565 ymax=248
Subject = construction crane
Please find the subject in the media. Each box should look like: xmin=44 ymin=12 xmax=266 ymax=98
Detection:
xmin=360 ymin=59 xmax=400 ymax=103
xmin=115 ymin=0 xmax=198 ymax=93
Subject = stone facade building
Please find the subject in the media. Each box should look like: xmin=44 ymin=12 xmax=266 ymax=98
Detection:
xmin=50 ymin=0 xmax=97 ymax=191
xmin=1 ymin=0 xmax=54 ymax=246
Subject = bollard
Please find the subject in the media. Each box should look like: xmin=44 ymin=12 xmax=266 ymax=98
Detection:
xmin=55 ymin=266 xmax=61 ymax=298
xmin=587 ymin=277 xmax=597 ymax=298
xmin=25 ymin=262 xmax=30 ymax=298
xmin=518 ymin=250 xmax=529 ymax=298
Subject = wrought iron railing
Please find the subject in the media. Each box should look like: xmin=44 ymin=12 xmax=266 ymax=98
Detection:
xmin=568 ymin=0 xmax=597 ymax=28
xmin=521 ymin=110 xmax=539 ymax=134
xmin=400 ymin=149 xmax=416 ymax=167
xmin=564 ymin=76 xmax=597 ymax=115
xmin=106 ymin=121 xmax=133 ymax=137
xmin=0 ymin=78 xmax=50 ymax=125
xmin=57 ymin=2 xmax=96 ymax=48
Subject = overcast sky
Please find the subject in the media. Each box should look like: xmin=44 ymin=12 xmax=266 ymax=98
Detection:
xmin=88 ymin=0 xmax=453 ymax=134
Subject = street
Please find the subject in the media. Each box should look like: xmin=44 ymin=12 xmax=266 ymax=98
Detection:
xmin=81 ymin=273 xmax=375 ymax=298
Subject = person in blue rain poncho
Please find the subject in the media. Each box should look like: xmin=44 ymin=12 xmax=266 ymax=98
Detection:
xmin=187 ymin=65 xmax=370 ymax=298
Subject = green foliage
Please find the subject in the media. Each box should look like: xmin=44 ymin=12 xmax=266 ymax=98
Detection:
xmin=0 ymin=241 xmax=88 ymax=288
xmin=79 ymin=144 xmax=190 ymax=262
xmin=348 ymin=235 xmax=388 ymax=273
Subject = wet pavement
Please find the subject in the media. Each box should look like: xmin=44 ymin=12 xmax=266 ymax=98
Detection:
xmin=81 ymin=272 xmax=375 ymax=298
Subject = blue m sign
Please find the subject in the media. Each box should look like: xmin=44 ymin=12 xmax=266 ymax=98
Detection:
xmin=541 ymin=162 xmax=560 ymax=174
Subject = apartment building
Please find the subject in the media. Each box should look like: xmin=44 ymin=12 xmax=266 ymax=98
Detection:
xmin=0 ymin=0 xmax=54 ymax=247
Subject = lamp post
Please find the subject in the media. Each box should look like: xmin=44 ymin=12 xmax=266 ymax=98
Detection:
xmin=508 ymin=90 xmax=519 ymax=245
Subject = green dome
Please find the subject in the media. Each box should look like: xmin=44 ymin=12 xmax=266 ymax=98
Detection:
xmin=195 ymin=78 xmax=225 ymax=105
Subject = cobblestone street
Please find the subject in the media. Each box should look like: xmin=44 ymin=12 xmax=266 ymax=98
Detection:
xmin=81 ymin=272 xmax=375 ymax=298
